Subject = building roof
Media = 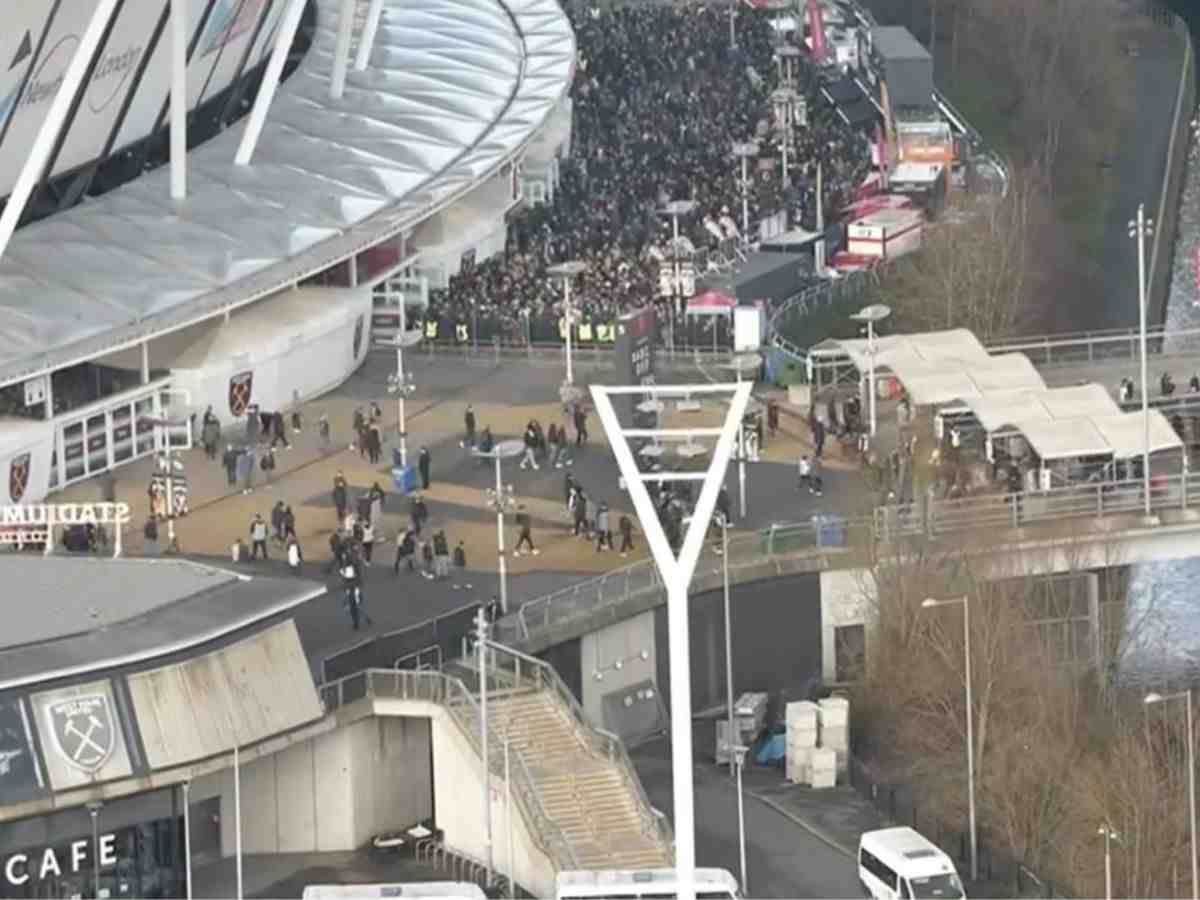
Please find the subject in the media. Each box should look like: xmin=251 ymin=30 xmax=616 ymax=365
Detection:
xmin=0 ymin=557 xmax=324 ymax=690
xmin=0 ymin=0 xmax=575 ymax=389
xmin=871 ymin=25 xmax=932 ymax=62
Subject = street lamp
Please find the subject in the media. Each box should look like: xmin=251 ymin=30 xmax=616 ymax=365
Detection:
xmin=476 ymin=608 xmax=495 ymax=887
xmin=658 ymin=200 xmax=698 ymax=353
xmin=732 ymin=142 xmax=759 ymax=248
xmin=474 ymin=439 xmax=524 ymax=615
xmin=1098 ymin=823 xmax=1121 ymax=900
xmin=547 ymin=260 xmax=587 ymax=386
xmin=722 ymin=352 xmax=762 ymax=519
xmin=720 ymin=511 xmax=735 ymax=776
xmin=732 ymin=744 xmax=749 ymax=897
xmin=728 ymin=0 xmax=737 ymax=48
xmin=388 ymin=320 xmax=420 ymax=469
xmin=87 ymin=801 xmax=102 ymax=896
xmin=770 ymin=87 xmax=799 ymax=186
xmin=921 ymin=595 xmax=977 ymax=881
xmin=1128 ymin=205 xmax=1154 ymax=516
xmin=850 ymin=304 xmax=892 ymax=439
xmin=1145 ymin=689 xmax=1197 ymax=900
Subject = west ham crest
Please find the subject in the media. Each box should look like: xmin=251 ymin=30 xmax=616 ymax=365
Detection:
xmin=45 ymin=694 xmax=115 ymax=774
xmin=229 ymin=371 xmax=253 ymax=417
xmin=352 ymin=314 xmax=365 ymax=359
xmin=8 ymin=452 xmax=30 ymax=503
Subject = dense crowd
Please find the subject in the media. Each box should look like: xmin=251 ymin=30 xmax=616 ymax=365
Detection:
xmin=427 ymin=4 xmax=873 ymax=336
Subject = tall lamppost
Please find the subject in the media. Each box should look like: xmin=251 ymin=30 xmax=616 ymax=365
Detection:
xmin=548 ymin=260 xmax=587 ymax=386
xmin=770 ymin=88 xmax=799 ymax=186
xmin=476 ymin=608 xmax=495 ymax=886
xmin=720 ymin=511 xmax=735 ymax=776
xmin=722 ymin=352 xmax=762 ymax=519
xmin=659 ymin=200 xmax=697 ymax=352
xmin=851 ymin=304 xmax=892 ymax=438
xmin=732 ymin=142 xmax=759 ymax=242
xmin=474 ymin=439 xmax=524 ymax=615
xmin=388 ymin=307 xmax=420 ymax=468
xmin=733 ymin=744 xmax=749 ymax=897
xmin=1128 ymin=204 xmax=1154 ymax=515
xmin=1098 ymin=823 xmax=1121 ymax=900
xmin=922 ymin=595 xmax=977 ymax=881
xmin=1145 ymin=689 xmax=1197 ymax=900
xmin=729 ymin=0 xmax=737 ymax=48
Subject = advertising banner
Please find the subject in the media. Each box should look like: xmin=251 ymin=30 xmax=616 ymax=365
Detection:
xmin=0 ymin=696 xmax=43 ymax=805
xmin=31 ymin=679 xmax=133 ymax=790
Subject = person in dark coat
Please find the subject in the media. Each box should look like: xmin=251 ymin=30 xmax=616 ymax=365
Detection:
xmin=270 ymin=410 xmax=289 ymax=449
xmin=462 ymin=404 xmax=477 ymax=448
xmin=514 ymin=506 xmax=537 ymax=555
xmin=573 ymin=406 xmax=589 ymax=447
xmin=271 ymin=500 xmax=286 ymax=542
xmin=222 ymin=445 xmax=239 ymax=486
xmin=418 ymin=446 xmax=431 ymax=488
xmin=409 ymin=494 xmax=429 ymax=536
xmin=283 ymin=504 xmax=296 ymax=540
xmin=333 ymin=472 xmax=348 ymax=521
xmin=393 ymin=529 xmax=416 ymax=574
xmin=618 ymin=513 xmax=635 ymax=556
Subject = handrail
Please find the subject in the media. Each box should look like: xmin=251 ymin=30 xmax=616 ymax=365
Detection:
xmin=318 ymin=667 xmax=580 ymax=870
xmin=483 ymin=640 xmax=673 ymax=855
xmin=500 ymin=471 xmax=1200 ymax=649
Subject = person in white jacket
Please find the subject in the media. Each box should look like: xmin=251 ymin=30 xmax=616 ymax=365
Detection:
xmin=286 ymin=535 xmax=303 ymax=572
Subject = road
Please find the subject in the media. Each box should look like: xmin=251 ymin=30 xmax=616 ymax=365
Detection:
xmin=632 ymin=728 xmax=863 ymax=899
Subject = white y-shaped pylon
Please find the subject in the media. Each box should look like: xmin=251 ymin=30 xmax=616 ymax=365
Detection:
xmin=590 ymin=381 xmax=753 ymax=900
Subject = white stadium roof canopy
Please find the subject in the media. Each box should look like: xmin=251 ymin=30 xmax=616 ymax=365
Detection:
xmin=0 ymin=0 xmax=575 ymax=388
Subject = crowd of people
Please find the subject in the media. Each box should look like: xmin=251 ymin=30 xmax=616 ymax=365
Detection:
xmin=423 ymin=3 xmax=873 ymax=341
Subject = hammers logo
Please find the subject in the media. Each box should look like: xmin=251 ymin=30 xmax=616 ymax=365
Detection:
xmin=8 ymin=452 xmax=30 ymax=502
xmin=47 ymin=694 xmax=115 ymax=773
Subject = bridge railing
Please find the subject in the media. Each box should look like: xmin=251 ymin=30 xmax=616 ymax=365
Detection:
xmin=501 ymin=472 xmax=1200 ymax=649
xmin=983 ymin=326 xmax=1200 ymax=370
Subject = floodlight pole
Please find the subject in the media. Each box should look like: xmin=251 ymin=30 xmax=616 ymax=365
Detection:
xmin=591 ymin=382 xmax=753 ymax=900
xmin=867 ymin=317 xmax=878 ymax=437
xmin=477 ymin=610 xmax=495 ymax=885
xmin=493 ymin=454 xmax=509 ymax=615
xmin=564 ymin=276 xmax=575 ymax=386
xmin=735 ymin=364 xmax=748 ymax=518
xmin=169 ymin=0 xmax=188 ymax=201
xmin=396 ymin=298 xmax=409 ymax=468
xmin=1130 ymin=204 xmax=1153 ymax=515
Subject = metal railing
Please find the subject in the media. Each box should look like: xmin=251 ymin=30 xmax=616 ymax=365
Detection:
xmin=481 ymin=641 xmax=675 ymax=858
xmin=499 ymin=471 xmax=1200 ymax=651
xmin=318 ymin=667 xmax=579 ymax=870
xmin=983 ymin=325 xmax=1200 ymax=370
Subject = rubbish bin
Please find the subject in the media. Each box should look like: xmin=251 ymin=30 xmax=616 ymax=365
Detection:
xmin=392 ymin=465 xmax=418 ymax=494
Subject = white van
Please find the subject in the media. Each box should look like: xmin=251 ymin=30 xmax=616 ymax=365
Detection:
xmin=302 ymin=883 xmax=487 ymax=899
xmin=858 ymin=827 xmax=966 ymax=900
xmin=555 ymin=868 xmax=741 ymax=900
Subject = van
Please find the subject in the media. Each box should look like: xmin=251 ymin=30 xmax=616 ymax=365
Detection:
xmin=858 ymin=827 xmax=966 ymax=899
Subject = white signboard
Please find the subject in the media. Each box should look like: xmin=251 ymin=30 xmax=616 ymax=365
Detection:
xmin=31 ymin=679 xmax=134 ymax=791
xmin=0 ymin=501 xmax=132 ymax=526
xmin=0 ymin=0 xmax=106 ymax=198
xmin=3 ymin=833 xmax=118 ymax=888
xmin=50 ymin=0 xmax=160 ymax=177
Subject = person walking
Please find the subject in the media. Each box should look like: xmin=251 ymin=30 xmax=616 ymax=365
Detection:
xmin=767 ymin=398 xmax=780 ymax=440
xmin=367 ymin=422 xmax=382 ymax=464
xmin=418 ymin=446 xmax=431 ymax=489
xmin=572 ymin=487 xmax=589 ymax=537
xmin=340 ymin=557 xmax=369 ymax=630
xmin=595 ymin=502 xmax=612 ymax=551
xmin=573 ymin=405 xmax=589 ymax=447
xmin=812 ymin=417 xmax=826 ymax=460
xmin=261 ymin=446 xmax=276 ymax=484
xmin=462 ymin=404 xmax=476 ymax=448
xmin=222 ymin=444 xmax=238 ymax=486
xmin=563 ymin=471 xmax=576 ymax=517
xmin=249 ymin=513 xmax=269 ymax=560
xmin=409 ymin=494 xmax=428 ymax=536
xmin=241 ymin=445 xmax=256 ymax=494
xmin=618 ymin=513 xmax=635 ymax=556
xmin=520 ymin=422 xmax=540 ymax=470
xmin=432 ymin=529 xmax=450 ymax=579
xmin=326 ymin=530 xmax=345 ymax=574
xmin=283 ymin=504 xmax=296 ymax=541
xmin=286 ymin=535 xmax=303 ymax=573
xmin=361 ymin=518 xmax=376 ymax=563
xmin=716 ymin=486 xmax=731 ymax=525
xmin=809 ymin=456 xmax=824 ymax=497
xmin=143 ymin=517 xmax=159 ymax=556
xmin=333 ymin=472 xmax=348 ymax=521
xmin=393 ymin=528 xmax=416 ymax=574
xmin=270 ymin=410 xmax=289 ymax=449
xmin=352 ymin=406 xmax=365 ymax=453
xmin=514 ymin=506 xmax=538 ymax=555
xmin=798 ymin=454 xmax=812 ymax=493
xmin=271 ymin=501 xmax=286 ymax=543
xmin=318 ymin=414 xmax=331 ymax=452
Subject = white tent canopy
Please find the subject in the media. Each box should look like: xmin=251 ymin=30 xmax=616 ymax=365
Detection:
xmin=811 ymin=328 xmax=988 ymax=374
xmin=1091 ymin=412 xmax=1184 ymax=459
xmin=963 ymin=384 xmax=1121 ymax=434
xmin=1003 ymin=411 xmax=1182 ymax=461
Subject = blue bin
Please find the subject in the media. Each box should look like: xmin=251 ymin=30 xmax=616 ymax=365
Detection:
xmin=392 ymin=465 xmax=418 ymax=494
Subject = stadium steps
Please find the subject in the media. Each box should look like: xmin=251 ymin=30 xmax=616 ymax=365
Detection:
xmin=450 ymin=686 xmax=672 ymax=871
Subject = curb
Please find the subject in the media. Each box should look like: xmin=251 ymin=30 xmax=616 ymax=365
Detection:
xmin=746 ymin=788 xmax=857 ymax=861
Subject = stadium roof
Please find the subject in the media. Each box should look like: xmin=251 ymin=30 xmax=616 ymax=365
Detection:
xmin=0 ymin=0 xmax=575 ymax=388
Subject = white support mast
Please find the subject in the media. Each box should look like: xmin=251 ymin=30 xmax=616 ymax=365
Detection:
xmin=235 ymin=0 xmax=308 ymax=166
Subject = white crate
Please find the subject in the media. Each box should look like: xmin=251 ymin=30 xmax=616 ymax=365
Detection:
xmin=810 ymin=747 xmax=837 ymax=772
xmin=788 ymin=727 xmax=818 ymax=749
xmin=821 ymin=728 xmax=849 ymax=749
xmin=786 ymin=757 xmax=811 ymax=784
xmin=786 ymin=700 xmax=820 ymax=725
xmin=810 ymin=767 xmax=837 ymax=789
xmin=818 ymin=696 xmax=850 ymax=727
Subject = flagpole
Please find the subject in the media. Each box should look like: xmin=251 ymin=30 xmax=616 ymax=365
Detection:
xmin=234 ymin=743 xmax=243 ymax=900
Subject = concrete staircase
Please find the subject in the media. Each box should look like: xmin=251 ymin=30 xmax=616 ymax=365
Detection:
xmin=446 ymin=646 xmax=673 ymax=873
xmin=488 ymin=689 xmax=672 ymax=870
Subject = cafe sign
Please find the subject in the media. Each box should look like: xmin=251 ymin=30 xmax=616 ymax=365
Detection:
xmin=4 ymin=834 xmax=118 ymax=886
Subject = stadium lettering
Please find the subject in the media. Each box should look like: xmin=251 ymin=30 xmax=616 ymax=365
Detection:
xmin=0 ymin=503 xmax=131 ymax=527
xmin=20 ymin=44 xmax=143 ymax=110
